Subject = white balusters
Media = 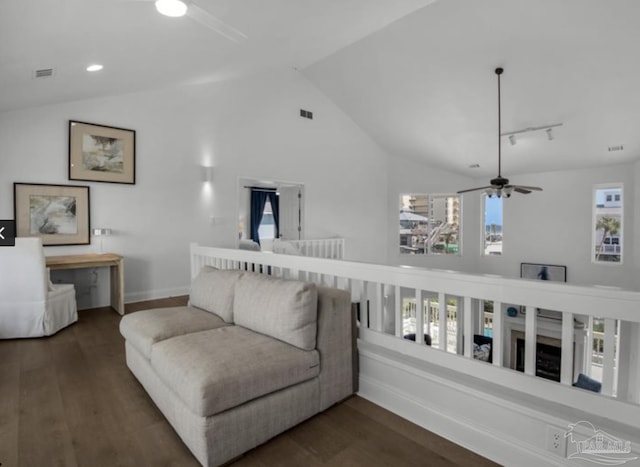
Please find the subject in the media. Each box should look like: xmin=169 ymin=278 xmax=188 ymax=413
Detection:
xmin=524 ymin=305 xmax=537 ymax=376
xmin=561 ymin=311 xmax=574 ymax=385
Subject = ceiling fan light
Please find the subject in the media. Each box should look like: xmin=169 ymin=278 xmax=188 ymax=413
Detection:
xmin=155 ymin=0 xmax=187 ymax=17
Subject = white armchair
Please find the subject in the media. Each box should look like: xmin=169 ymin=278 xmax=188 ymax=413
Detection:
xmin=0 ymin=237 xmax=77 ymax=338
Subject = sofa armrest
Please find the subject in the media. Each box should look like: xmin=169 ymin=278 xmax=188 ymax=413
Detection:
xmin=316 ymin=286 xmax=354 ymax=410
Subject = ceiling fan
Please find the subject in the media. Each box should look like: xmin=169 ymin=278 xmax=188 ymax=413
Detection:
xmin=457 ymin=67 xmax=542 ymax=198
xmin=130 ymin=0 xmax=247 ymax=43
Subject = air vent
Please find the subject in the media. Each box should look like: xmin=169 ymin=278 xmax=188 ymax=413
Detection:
xmin=608 ymin=145 xmax=624 ymax=152
xmin=33 ymin=68 xmax=54 ymax=78
xmin=299 ymin=109 xmax=313 ymax=120
xmin=468 ymin=163 xmax=480 ymax=169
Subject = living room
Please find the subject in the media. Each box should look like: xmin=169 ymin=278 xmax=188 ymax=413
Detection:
xmin=1 ymin=1 xmax=639 ymax=466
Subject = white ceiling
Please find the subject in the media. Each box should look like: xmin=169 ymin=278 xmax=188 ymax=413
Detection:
xmin=3 ymin=0 xmax=640 ymax=178
xmin=302 ymin=0 xmax=640 ymax=177
xmin=0 ymin=0 xmax=433 ymax=110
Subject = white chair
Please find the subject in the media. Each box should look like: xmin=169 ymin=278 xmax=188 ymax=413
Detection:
xmin=0 ymin=237 xmax=77 ymax=338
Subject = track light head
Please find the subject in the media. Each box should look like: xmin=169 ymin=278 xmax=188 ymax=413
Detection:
xmin=546 ymin=128 xmax=554 ymax=141
xmin=508 ymin=135 xmax=516 ymax=146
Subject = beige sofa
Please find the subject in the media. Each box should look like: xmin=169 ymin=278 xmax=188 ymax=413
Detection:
xmin=120 ymin=266 xmax=354 ymax=466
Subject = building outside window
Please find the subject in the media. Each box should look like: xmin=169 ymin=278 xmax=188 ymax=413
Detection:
xmin=399 ymin=194 xmax=461 ymax=255
xmin=593 ymin=185 xmax=622 ymax=264
xmin=483 ymin=194 xmax=503 ymax=255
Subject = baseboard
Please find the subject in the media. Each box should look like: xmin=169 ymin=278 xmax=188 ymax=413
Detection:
xmin=357 ymin=348 xmax=573 ymax=467
xmin=124 ymin=286 xmax=189 ymax=304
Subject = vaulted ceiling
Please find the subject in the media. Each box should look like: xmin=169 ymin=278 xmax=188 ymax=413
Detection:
xmin=3 ymin=0 xmax=640 ymax=177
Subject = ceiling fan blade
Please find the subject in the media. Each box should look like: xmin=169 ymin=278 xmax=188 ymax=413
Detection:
xmin=512 ymin=187 xmax=531 ymax=194
xmin=457 ymin=186 xmax=493 ymax=194
xmin=187 ymin=3 xmax=247 ymax=42
xmin=514 ymin=185 xmax=543 ymax=192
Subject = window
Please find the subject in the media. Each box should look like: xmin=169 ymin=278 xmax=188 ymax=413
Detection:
xmin=258 ymin=199 xmax=275 ymax=240
xmin=483 ymin=194 xmax=503 ymax=255
xmin=593 ymin=185 xmax=622 ymax=263
xmin=399 ymin=194 xmax=461 ymax=255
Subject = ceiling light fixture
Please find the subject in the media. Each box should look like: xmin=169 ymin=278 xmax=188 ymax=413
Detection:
xmin=86 ymin=64 xmax=103 ymax=72
xmin=155 ymin=0 xmax=188 ymax=17
xmin=501 ymin=122 xmax=563 ymax=141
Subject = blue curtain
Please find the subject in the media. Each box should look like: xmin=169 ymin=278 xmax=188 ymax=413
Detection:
xmin=267 ymin=191 xmax=280 ymax=239
xmin=250 ymin=190 xmax=269 ymax=245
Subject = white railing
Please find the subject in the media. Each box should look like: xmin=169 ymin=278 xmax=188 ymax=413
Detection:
xmin=190 ymin=244 xmax=640 ymax=427
xmin=273 ymin=238 xmax=344 ymax=259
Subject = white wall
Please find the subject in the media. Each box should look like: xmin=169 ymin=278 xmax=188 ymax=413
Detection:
xmin=386 ymin=154 xmax=639 ymax=291
xmin=476 ymin=163 xmax=637 ymax=289
xmin=0 ymin=69 xmax=389 ymax=306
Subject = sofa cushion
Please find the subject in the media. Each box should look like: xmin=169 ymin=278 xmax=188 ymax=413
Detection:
xmin=150 ymin=326 xmax=320 ymax=417
xmin=189 ymin=266 xmax=243 ymax=322
xmin=233 ymin=274 xmax=318 ymax=350
xmin=119 ymin=306 xmax=228 ymax=359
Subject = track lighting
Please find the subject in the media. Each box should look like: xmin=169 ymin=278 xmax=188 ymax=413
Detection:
xmin=501 ymin=122 xmax=562 ymax=142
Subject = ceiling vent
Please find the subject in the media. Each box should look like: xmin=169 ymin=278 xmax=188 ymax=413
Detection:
xmin=608 ymin=145 xmax=624 ymax=152
xmin=33 ymin=68 xmax=54 ymax=79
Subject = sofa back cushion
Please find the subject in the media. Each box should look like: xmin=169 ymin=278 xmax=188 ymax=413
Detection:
xmin=234 ymin=273 xmax=318 ymax=350
xmin=190 ymin=266 xmax=243 ymax=323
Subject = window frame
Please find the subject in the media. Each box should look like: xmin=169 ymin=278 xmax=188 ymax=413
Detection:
xmin=399 ymin=193 xmax=462 ymax=256
xmin=592 ymin=183 xmax=623 ymax=265
xmin=481 ymin=193 xmax=504 ymax=257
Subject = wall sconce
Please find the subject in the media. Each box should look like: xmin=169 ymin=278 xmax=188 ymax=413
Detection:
xmin=201 ymin=166 xmax=214 ymax=183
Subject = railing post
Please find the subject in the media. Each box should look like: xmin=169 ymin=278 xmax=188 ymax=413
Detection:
xmin=561 ymin=311 xmax=574 ymax=385
xmin=492 ymin=301 xmax=503 ymax=367
xmin=394 ymin=285 xmax=402 ymax=338
xmin=602 ymin=318 xmax=616 ymax=396
xmin=416 ymin=289 xmax=424 ymax=345
xmin=438 ymin=292 xmax=447 ymax=351
xmin=524 ymin=305 xmax=537 ymax=376
xmin=463 ymin=296 xmax=473 ymax=358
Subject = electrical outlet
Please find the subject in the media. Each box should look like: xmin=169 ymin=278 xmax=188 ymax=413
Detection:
xmin=546 ymin=426 xmax=567 ymax=457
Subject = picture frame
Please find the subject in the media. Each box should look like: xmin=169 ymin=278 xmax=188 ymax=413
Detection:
xmin=69 ymin=120 xmax=136 ymax=184
xmin=14 ymin=183 xmax=90 ymax=246
xmin=520 ymin=262 xmax=567 ymax=319
xmin=520 ymin=263 xmax=567 ymax=282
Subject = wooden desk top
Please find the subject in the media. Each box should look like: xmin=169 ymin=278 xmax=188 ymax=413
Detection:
xmin=46 ymin=253 xmax=123 ymax=270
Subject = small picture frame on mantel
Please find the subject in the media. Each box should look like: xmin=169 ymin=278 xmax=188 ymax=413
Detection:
xmin=520 ymin=262 xmax=567 ymax=319
xmin=69 ymin=120 xmax=136 ymax=184
xmin=520 ymin=263 xmax=567 ymax=283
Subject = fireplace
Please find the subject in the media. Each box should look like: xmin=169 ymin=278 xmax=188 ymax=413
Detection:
xmin=511 ymin=331 xmax=570 ymax=382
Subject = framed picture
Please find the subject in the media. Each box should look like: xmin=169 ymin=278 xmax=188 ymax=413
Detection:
xmin=520 ymin=263 xmax=566 ymax=319
xmin=520 ymin=263 xmax=567 ymax=282
xmin=69 ymin=120 xmax=136 ymax=184
xmin=14 ymin=183 xmax=90 ymax=246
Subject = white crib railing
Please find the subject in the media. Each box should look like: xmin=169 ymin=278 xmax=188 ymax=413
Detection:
xmin=190 ymin=244 xmax=640 ymax=427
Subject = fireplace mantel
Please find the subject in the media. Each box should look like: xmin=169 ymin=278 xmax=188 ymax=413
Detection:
xmin=503 ymin=314 xmax=588 ymax=381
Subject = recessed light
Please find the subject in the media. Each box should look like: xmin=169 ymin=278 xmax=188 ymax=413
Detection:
xmin=86 ymin=64 xmax=103 ymax=72
xmin=155 ymin=0 xmax=187 ymax=17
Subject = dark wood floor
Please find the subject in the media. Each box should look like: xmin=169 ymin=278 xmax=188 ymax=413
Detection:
xmin=0 ymin=297 xmax=499 ymax=467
